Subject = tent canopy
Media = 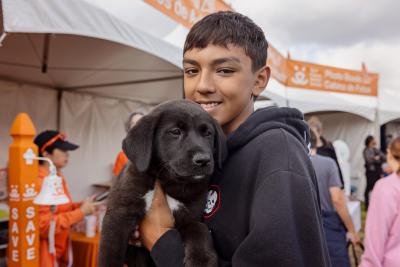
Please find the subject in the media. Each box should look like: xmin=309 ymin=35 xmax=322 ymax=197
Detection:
xmin=378 ymin=88 xmax=400 ymax=125
xmin=1 ymin=0 xmax=184 ymax=104
xmin=0 ymin=0 xmax=186 ymax=199
xmin=287 ymin=88 xmax=378 ymax=122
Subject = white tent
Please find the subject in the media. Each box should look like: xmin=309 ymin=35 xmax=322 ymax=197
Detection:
xmin=378 ymin=88 xmax=400 ymax=126
xmin=378 ymin=88 xmax=400 ymax=152
xmin=289 ymin=87 xmax=378 ymax=196
xmin=287 ymin=89 xmax=377 ymax=122
xmin=0 ymin=0 xmax=186 ymax=199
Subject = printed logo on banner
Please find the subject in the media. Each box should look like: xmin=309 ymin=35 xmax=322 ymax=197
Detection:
xmin=291 ymin=65 xmax=309 ymax=86
xmin=9 ymin=185 xmax=20 ymax=201
xmin=23 ymin=183 xmax=37 ymax=201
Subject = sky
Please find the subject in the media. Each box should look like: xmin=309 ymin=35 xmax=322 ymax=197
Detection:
xmin=230 ymin=0 xmax=400 ymax=91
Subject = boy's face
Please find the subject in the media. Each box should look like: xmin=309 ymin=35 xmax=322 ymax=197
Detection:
xmin=183 ymin=44 xmax=270 ymax=134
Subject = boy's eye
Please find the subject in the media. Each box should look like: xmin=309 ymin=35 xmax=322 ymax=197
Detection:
xmin=217 ymin=68 xmax=235 ymax=74
xmin=184 ymin=68 xmax=198 ymax=76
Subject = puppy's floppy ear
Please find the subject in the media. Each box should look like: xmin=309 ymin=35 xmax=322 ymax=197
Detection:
xmin=122 ymin=113 xmax=158 ymax=173
xmin=212 ymin=119 xmax=227 ymax=170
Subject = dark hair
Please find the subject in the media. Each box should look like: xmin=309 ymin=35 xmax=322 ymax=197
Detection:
xmin=39 ymin=145 xmax=56 ymax=157
xmin=125 ymin=112 xmax=144 ymax=132
xmin=365 ymin=135 xmax=374 ymax=147
xmin=310 ymin=128 xmax=318 ymax=149
xmin=38 ymin=145 xmax=57 ymax=165
xmin=184 ymin=11 xmax=268 ymax=72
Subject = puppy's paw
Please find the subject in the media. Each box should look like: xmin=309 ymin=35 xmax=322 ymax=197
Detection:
xmin=184 ymin=251 xmax=217 ymax=267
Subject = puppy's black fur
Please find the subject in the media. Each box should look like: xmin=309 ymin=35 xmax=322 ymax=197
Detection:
xmin=99 ymin=100 xmax=226 ymax=267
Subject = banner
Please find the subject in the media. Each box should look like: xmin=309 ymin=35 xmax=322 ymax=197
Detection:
xmin=144 ymin=0 xmax=379 ymax=97
xmin=144 ymin=0 xmax=231 ymax=28
xmin=267 ymin=45 xmax=288 ymax=85
xmin=287 ymin=60 xmax=378 ymax=96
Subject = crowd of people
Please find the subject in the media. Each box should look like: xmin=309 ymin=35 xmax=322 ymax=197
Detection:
xmin=26 ymin=10 xmax=399 ymax=267
xmin=307 ymin=116 xmax=400 ymax=267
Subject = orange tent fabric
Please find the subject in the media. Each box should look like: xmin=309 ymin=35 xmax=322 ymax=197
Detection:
xmin=38 ymin=165 xmax=84 ymax=267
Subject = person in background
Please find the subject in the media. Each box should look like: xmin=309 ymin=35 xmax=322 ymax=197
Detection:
xmin=363 ymin=135 xmax=386 ymax=209
xmin=112 ymin=112 xmax=144 ymax=179
xmin=34 ymin=130 xmax=96 ymax=267
xmin=308 ymin=116 xmax=344 ymax=187
xmin=359 ymin=136 xmax=400 ymax=267
xmin=310 ymin=128 xmax=360 ymax=267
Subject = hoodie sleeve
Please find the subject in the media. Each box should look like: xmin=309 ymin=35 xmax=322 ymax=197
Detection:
xmin=228 ymin=129 xmax=330 ymax=266
xmin=230 ymin=170 xmax=330 ymax=267
xmin=150 ymin=229 xmax=185 ymax=267
xmin=150 ymin=169 xmax=330 ymax=267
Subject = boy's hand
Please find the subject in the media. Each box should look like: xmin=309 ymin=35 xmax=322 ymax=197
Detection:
xmin=140 ymin=180 xmax=174 ymax=251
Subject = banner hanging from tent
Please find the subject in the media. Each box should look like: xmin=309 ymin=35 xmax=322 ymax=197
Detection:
xmin=287 ymin=59 xmax=379 ymax=96
xmin=144 ymin=0 xmax=231 ymax=28
xmin=267 ymin=46 xmax=288 ymax=85
xmin=144 ymin=0 xmax=379 ymax=97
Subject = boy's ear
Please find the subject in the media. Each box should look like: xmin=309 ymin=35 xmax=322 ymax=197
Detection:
xmin=252 ymin=66 xmax=271 ymax=97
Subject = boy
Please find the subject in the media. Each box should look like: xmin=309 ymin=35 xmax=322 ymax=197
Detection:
xmin=137 ymin=11 xmax=330 ymax=266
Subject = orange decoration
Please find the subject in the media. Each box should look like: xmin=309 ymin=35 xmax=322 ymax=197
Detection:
xmin=8 ymin=113 xmax=40 ymax=267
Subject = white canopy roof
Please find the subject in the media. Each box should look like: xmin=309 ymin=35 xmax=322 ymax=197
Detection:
xmin=378 ymin=88 xmax=400 ymax=125
xmin=1 ymin=0 xmax=184 ymax=104
xmin=286 ymin=88 xmax=378 ymax=121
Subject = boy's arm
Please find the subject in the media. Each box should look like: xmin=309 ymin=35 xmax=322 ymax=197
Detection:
xmin=229 ymin=170 xmax=330 ymax=267
xmin=150 ymin=170 xmax=330 ymax=267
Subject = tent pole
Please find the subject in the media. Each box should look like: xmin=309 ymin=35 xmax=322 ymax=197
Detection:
xmin=41 ymin=34 xmax=51 ymax=73
xmin=60 ymin=75 xmax=182 ymax=91
xmin=0 ymin=32 xmax=7 ymax=46
xmin=56 ymin=90 xmax=63 ymax=131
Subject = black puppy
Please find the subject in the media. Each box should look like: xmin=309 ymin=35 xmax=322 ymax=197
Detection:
xmin=99 ymin=100 xmax=226 ymax=267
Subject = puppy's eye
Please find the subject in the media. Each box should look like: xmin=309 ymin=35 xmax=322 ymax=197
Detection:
xmin=169 ymin=128 xmax=182 ymax=136
xmin=204 ymin=129 xmax=213 ymax=137
xmin=201 ymin=127 xmax=213 ymax=137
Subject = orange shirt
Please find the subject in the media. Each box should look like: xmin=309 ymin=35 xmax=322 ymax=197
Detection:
xmin=112 ymin=151 xmax=128 ymax=177
xmin=38 ymin=165 xmax=84 ymax=267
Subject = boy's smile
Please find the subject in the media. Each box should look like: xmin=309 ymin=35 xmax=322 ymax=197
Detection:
xmin=183 ymin=44 xmax=269 ymax=134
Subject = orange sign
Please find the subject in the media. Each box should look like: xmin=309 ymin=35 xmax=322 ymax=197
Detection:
xmin=267 ymin=45 xmax=288 ymax=85
xmin=8 ymin=113 xmax=39 ymax=267
xmin=145 ymin=0 xmax=379 ymax=96
xmin=287 ymin=59 xmax=378 ymax=96
xmin=144 ymin=0 xmax=231 ymax=28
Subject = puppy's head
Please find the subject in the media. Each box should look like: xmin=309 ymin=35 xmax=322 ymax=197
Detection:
xmin=122 ymin=100 xmax=226 ymax=182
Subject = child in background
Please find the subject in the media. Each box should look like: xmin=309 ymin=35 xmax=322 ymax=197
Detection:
xmin=34 ymin=130 xmax=96 ymax=267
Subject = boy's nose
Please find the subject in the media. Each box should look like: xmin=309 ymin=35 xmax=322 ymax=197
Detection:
xmin=196 ymin=72 xmax=216 ymax=94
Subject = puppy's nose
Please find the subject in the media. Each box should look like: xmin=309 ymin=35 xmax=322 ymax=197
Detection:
xmin=193 ymin=153 xmax=211 ymax=167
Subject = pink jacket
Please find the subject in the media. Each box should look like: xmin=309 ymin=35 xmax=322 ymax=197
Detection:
xmin=359 ymin=172 xmax=400 ymax=267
